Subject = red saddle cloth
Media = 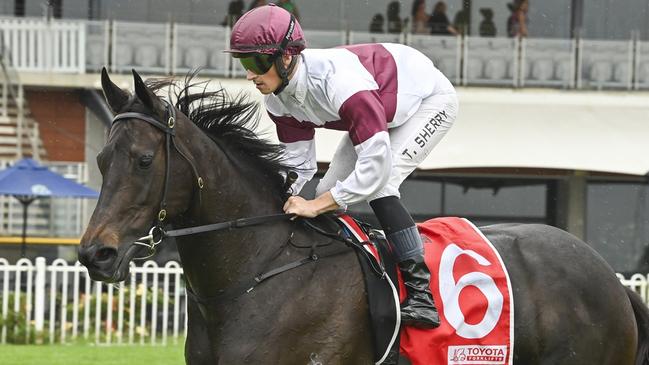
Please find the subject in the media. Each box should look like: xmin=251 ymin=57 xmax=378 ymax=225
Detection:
xmin=400 ymin=217 xmax=514 ymax=365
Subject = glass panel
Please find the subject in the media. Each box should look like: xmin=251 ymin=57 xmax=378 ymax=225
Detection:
xmin=527 ymin=0 xmax=571 ymax=39
xmin=408 ymin=35 xmax=460 ymax=84
xmin=112 ymin=21 xmax=169 ymax=74
xmin=469 ymin=0 xmax=512 ymax=38
xmin=522 ymin=38 xmax=575 ymax=88
xmin=85 ymin=20 xmax=108 ymax=73
xmin=579 ymin=39 xmax=633 ymax=90
xmin=464 ymin=36 xmax=518 ymax=86
xmin=586 ymin=182 xmax=649 ymax=273
xmin=303 ymin=30 xmax=346 ymax=49
xmin=443 ymin=181 xmax=547 ymax=218
xmin=174 ymin=24 xmax=229 ymax=77
xmin=635 ymin=41 xmax=649 ymax=90
xmin=582 ymin=0 xmax=649 ymax=40
xmin=400 ymin=179 xmax=442 ymax=216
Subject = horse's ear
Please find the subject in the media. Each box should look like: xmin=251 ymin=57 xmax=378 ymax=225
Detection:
xmin=132 ymin=69 xmax=162 ymax=112
xmin=101 ymin=67 xmax=129 ymax=113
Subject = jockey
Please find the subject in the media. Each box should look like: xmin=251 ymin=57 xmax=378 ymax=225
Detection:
xmin=225 ymin=4 xmax=458 ymax=329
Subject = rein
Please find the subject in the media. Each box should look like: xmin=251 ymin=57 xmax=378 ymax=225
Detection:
xmin=111 ymin=101 xmax=384 ymax=304
xmin=111 ymin=101 xmax=302 ymax=261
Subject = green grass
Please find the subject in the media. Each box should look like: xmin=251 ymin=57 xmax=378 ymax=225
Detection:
xmin=0 ymin=343 xmax=185 ymax=365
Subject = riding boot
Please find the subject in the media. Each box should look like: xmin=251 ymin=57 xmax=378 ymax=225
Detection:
xmin=398 ymin=254 xmax=440 ymax=329
xmin=387 ymin=226 xmax=440 ymax=329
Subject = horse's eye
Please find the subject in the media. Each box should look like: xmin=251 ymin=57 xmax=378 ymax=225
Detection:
xmin=139 ymin=155 xmax=153 ymax=168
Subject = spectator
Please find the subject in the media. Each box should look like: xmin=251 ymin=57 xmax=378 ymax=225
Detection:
xmin=411 ymin=0 xmax=430 ymax=35
xmin=430 ymin=1 xmax=457 ymax=35
xmin=479 ymin=8 xmax=497 ymax=37
xmin=248 ymin=0 xmax=267 ymax=11
xmin=452 ymin=8 xmax=469 ymax=35
xmin=369 ymin=13 xmax=385 ymax=33
xmin=222 ymin=0 xmax=245 ymax=27
xmin=507 ymin=0 xmax=529 ymax=38
xmin=275 ymin=0 xmax=300 ymax=21
xmin=387 ymin=1 xmax=403 ymax=34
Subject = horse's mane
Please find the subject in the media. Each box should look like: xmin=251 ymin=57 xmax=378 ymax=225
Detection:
xmin=147 ymin=72 xmax=290 ymax=195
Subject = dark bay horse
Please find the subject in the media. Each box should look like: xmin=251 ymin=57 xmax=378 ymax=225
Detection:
xmin=78 ymin=68 xmax=649 ymax=365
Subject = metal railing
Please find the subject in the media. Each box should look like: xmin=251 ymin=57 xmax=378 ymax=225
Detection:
xmin=0 ymin=39 xmax=25 ymax=158
xmin=0 ymin=257 xmax=186 ymax=345
xmin=1 ymin=16 xmax=648 ymax=90
xmin=0 ymin=257 xmax=646 ymax=346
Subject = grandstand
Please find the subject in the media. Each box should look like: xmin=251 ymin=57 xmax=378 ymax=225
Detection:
xmin=0 ymin=0 xmax=648 ymax=275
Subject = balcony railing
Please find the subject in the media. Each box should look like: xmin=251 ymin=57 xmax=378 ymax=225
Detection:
xmin=1 ymin=16 xmax=648 ymax=90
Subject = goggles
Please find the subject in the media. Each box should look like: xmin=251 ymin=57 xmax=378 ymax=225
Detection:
xmin=238 ymin=53 xmax=275 ymax=75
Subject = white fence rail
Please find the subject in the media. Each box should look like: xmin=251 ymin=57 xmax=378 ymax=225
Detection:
xmin=0 ymin=257 xmax=186 ymax=345
xmin=0 ymin=257 xmax=647 ymax=346
xmin=0 ymin=18 xmax=85 ymax=73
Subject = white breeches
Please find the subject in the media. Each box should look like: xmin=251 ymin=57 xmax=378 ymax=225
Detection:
xmin=315 ymin=92 xmax=459 ymax=202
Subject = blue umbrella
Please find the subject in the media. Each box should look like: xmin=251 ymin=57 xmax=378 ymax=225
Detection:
xmin=0 ymin=158 xmax=99 ymax=257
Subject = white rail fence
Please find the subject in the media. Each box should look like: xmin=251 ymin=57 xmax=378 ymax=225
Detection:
xmin=0 ymin=257 xmax=647 ymax=346
xmin=0 ymin=257 xmax=186 ymax=345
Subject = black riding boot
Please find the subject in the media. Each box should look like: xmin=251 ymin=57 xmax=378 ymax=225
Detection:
xmin=398 ymin=254 xmax=440 ymax=329
xmin=370 ymin=196 xmax=440 ymax=329
xmin=387 ymin=226 xmax=440 ymax=329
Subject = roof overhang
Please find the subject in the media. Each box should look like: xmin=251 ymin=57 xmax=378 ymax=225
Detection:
xmin=309 ymin=88 xmax=649 ymax=176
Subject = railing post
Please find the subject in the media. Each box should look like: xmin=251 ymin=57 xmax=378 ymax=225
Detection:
xmin=78 ymin=22 xmax=86 ymax=74
xmin=1 ymin=79 xmax=6 ymax=118
xmin=30 ymin=124 xmax=40 ymax=161
xmin=34 ymin=256 xmax=46 ymax=344
xmin=16 ymin=85 xmax=23 ymax=158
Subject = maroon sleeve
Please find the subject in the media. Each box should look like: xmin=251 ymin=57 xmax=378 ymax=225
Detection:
xmin=337 ymin=90 xmax=388 ymax=146
xmin=268 ymin=112 xmax=315 ymax=143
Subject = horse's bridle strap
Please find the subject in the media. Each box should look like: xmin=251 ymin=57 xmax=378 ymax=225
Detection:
xmin=113 ymin=112 xmax=175 ymax=135
xmin=163 ymin=213 xmax=295 ymax=238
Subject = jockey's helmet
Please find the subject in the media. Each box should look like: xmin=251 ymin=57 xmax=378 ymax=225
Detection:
xmin=224 ymin=4 xmax=306 ymax=57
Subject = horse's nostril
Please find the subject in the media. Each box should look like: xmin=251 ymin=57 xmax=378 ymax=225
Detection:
xmin=94 ymin=247 xmax=117 ymax=264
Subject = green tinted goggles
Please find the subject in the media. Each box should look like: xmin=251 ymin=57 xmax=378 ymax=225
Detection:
xmin=238 ymin=54 xmax=275 ymax=75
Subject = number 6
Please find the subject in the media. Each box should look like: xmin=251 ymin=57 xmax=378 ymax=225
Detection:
xmin=438 ymin=243 xmax=504 ymax=339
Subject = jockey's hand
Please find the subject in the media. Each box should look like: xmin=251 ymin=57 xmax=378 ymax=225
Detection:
xmin=283 ymin=191 xmax=340 ymax=218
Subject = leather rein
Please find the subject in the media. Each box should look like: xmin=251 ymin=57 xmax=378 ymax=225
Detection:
xmin=111 ymin=101 xmax=295 ymax=260
xmin=110 ymin=101 xmax=383 ymax=301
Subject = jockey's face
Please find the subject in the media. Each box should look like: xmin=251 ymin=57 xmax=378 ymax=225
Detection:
xmin=245 ymin=55 xmax=293 ymax=95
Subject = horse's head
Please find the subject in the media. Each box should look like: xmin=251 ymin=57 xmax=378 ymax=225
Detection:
xmin=78 ymin=68 xmax=197 ymax=282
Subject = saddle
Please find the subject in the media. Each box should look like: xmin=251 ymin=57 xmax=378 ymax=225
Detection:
xmin=306 ymin=213 xmax=404 ymax=365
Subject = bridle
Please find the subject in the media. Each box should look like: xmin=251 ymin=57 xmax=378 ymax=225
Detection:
xmin=110 ymin=99 xmax=293 ymax=259
xmin=109 ymin=99 xmax=384 ymax=299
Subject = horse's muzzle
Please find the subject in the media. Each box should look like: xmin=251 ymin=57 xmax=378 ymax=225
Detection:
xmin=78 ymin=243 xmax=119 ymax=280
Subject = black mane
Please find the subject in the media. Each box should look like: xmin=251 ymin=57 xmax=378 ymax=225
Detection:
xmin=147 ymin=73 xmax=290 ymax=194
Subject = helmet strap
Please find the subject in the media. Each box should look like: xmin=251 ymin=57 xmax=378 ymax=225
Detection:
xmin=271 ymin=15 xmax=297 ymax=95
xmin=273 ymin=55 xmax=297 ymax=95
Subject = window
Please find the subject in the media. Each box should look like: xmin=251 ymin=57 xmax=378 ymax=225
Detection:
xmin=587 ymin=182 xmax=649 ymax=273
xmin=302 ymin=176 xmax=552 ymax=228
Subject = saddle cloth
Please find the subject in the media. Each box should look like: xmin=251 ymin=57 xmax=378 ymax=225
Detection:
xmin=336 ymin=215 xmax=514 ymax=365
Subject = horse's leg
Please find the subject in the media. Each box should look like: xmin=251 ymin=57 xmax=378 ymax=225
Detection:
xmin=184 ymin=296 xmax=217 ymax=365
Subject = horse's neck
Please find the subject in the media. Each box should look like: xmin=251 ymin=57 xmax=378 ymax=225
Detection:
xmin=173 ymin=120 xmax=291 ymax=300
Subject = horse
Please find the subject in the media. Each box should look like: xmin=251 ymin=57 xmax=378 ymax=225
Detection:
xmin=78 ymin=68 xmax=649 ymax=364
